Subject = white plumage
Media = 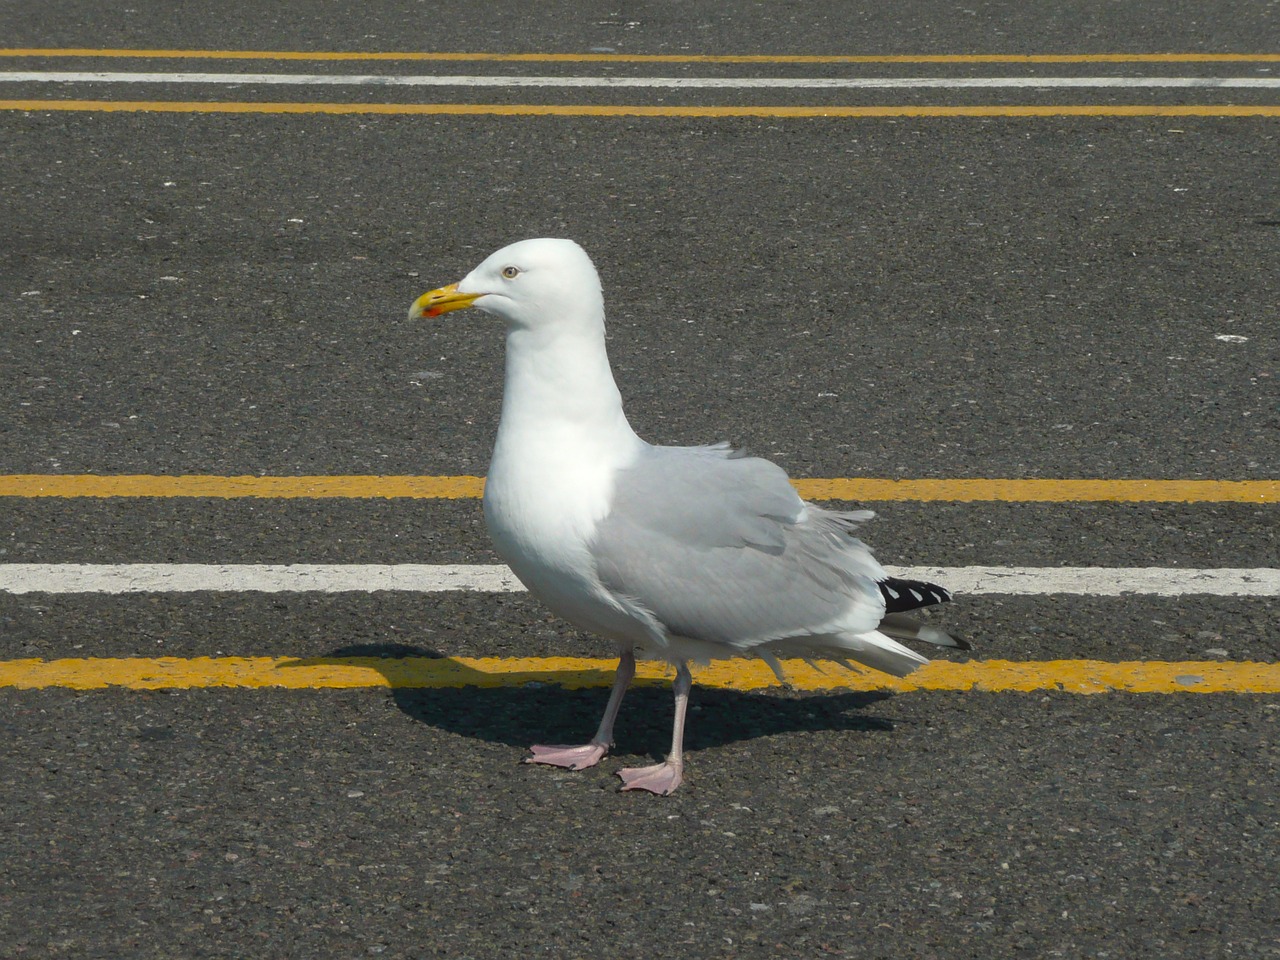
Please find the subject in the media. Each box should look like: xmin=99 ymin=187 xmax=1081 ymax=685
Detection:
xmin=408 ymin=238 xmax=963 ymax=794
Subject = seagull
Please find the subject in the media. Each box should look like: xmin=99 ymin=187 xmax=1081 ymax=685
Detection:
xmin=408 ymin=238 xmax=966 ymax=795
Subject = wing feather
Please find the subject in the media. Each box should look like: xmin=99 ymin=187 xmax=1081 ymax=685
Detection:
xmin=590 ymin=444 xmax=888 ymax=651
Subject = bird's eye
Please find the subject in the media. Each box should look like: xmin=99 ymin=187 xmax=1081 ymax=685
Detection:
xmin=501 ymin=265 xmax=520 ymax=279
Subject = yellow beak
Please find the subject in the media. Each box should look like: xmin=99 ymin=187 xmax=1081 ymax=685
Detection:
xmin=407 ymin=283 xmax=482 ymax=320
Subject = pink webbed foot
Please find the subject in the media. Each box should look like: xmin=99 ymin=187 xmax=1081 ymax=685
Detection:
xmin=617 ymin=760 xmax=684 ymax=795
xmin=525 ymin=742 xmax=609 ymax=771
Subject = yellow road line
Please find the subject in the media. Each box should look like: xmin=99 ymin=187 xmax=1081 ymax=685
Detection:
xmin=3 ymin=100 xmax=1280 ymax=118
xmin=1 ymin=656 xmax=1276 ymax=693
xmin=2 ymin=49 xmax=1279 ymax=64
xmin=0 ymin=474 xmax=1275 ymax=503
xmin=796 ymin=477 xmax=1280 ymax=503
xmin=0 ymin=474 xmax=487 ymax=499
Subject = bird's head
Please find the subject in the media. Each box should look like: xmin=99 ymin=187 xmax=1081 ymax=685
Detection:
xmin=407 ymin=238 xmax=604 ymax=332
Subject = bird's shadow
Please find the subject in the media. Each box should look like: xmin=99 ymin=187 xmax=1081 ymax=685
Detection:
xmin=284 ymin=642 xmax=896 ymax=760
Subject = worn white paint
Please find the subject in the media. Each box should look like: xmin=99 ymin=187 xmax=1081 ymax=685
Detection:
xmin=0 ymin=563 xmax=1276 ymax=596
xmin=2 ymin=72 xmax=1279 ymax=89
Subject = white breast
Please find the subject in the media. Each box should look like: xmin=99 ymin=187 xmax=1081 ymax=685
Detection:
xmin=483 ymin=415 xmax=653 ymax=645
xmin=473 ymin=260 xmax=654 ymax=646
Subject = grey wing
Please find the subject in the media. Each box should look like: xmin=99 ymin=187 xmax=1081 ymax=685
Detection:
xmin=589 ymin=443 xmax=888 ymax=650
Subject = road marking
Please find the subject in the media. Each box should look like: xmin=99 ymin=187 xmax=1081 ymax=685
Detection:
xmin=3 ymin=100 xmax=1280 ymax=118
xmin=0 ymin=475 xmax=1275 ymax=503
xmin=1 ymin=655 xmax=1276 ymax=693
xmin=5 ymin=72 xmax=1280 ymax=89
xmin=794 ymin=478 xmax=1280 ymax=503
xmin=0 ymin=474 xmax=488 ymax=499
xmin=2 ymin=49 xmax=1279 ymax=64
xmin=0 ymin=564 xmax=1276 ymax=597
xmin=0 ymin=563 xmax=524 ymax=594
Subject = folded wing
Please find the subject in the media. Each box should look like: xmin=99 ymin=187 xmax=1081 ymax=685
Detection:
xmin=589 ymin=444 xmax=897 ymax=659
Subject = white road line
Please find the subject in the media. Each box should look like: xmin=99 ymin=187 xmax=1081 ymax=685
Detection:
xmin=904 ymin=566 xmax=1280 ymax=597
xmin=0 ymin=564 xmax=1276 ymax=596
xmin=0 ymin=564 xmax=523 ymax=594
xmin=2 ymin=72 xmax=1279 ymax=89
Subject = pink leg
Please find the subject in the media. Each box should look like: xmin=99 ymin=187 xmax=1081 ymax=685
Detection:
xmin=525 ymin=650 xmax=635 ymax=770
xmin=618 ymin=661 xmax=690 ymax=796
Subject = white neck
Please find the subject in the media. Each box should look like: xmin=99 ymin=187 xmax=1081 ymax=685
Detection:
xmin=495 ymin=321 xmax=641 ymax=458
xmin=483 ymin=315 xmax=646 ymax=597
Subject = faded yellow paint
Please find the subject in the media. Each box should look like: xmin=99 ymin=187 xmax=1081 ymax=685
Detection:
xmin=2 ymin=49 xmax=1279 ymax=64
xmin=0 ymin=473 xmax=486 ymax=500
xmin=789 ymin=477 xmax=1280 ymax=503
xmin=3 ymin=100 xmax=1280 ymax=119
xmin=0 ymin=474 xmax=1275 ymax=503
xmin=2 ymin=656 xmax=1277 ymax=694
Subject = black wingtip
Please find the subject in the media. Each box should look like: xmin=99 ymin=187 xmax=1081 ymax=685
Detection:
xmin=878 ymin=577 xmax=953 ymax=614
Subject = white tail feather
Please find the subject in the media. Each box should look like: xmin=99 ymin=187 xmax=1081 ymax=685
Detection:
xmin=879 ymin=612 xmax=968 ymax=650
xmin=761 ymin=629 xmax=928 ymax=679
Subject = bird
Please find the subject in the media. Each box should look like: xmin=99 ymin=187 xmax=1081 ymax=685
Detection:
xmin=408 ymin=238 xmax=966 ymax=795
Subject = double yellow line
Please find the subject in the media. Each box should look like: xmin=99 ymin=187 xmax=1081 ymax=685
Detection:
xmin=1 ymin=474 xmax=1276 ymax=502
xmin=2 ymin=473 xmax=1275 ymax=694
xmin=3 ymin=48 xmax=1277 ymax=119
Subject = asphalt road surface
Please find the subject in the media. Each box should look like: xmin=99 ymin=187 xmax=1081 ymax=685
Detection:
xmin=1 ymin=3 xmax=1278 ymax=958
